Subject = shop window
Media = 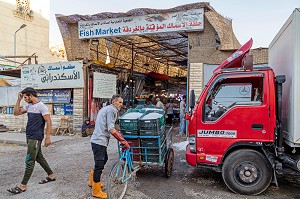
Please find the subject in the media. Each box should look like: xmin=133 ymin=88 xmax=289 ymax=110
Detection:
xmin=37 ymin=89 xmax=73 ymax=116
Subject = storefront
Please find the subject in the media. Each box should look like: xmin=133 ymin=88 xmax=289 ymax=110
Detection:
xmin=0 ymin=61 xmax=85 ymax=132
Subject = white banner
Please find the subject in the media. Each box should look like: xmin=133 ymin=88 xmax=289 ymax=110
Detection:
xmin=78 ymin=9 xmax=204 ymax=39
xmin=93 ymin=72 xmax=116 ymax=98
xmin=21 ymin=61 xmax=84 ymax=89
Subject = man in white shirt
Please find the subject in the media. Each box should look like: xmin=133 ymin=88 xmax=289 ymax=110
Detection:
xmin=156 ymin=98 xmax=164 ymax=108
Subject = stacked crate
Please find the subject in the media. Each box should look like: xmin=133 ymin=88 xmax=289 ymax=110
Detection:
xmin=119 ymin=107 xmax=167 ymax=164
xmin=138 ymin=108 xmax=166 ymax=163
xmin=119 ymin=109 xmax=145 ymax=136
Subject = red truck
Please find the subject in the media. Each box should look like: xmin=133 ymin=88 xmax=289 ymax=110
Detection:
xmin=185 ymin=10 xmax=300 ymax=195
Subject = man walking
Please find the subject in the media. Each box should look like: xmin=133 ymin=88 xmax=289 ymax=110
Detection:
xmin=179 ymin=95 xmax=186 ymax=137
xmin=8 ymin=87 xmax=56 ymax=194
xmin=88 ymin=94 xmax=130 ymax=198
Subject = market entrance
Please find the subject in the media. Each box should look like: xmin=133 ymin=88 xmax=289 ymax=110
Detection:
xmin=78 ymin=8 xmax=204 ymax=123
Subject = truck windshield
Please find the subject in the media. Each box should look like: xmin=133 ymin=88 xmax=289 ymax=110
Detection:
xmin=213 ymin=83 xmax=252 ymax=107
xmin=204 ymin=76 xmax=264 ymax=122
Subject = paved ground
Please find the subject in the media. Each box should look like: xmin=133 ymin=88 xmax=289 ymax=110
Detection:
xmin=1 ymin=128 xmax=300 ymax=199
xmin=0 ymin=132 xmax=73 ymax=146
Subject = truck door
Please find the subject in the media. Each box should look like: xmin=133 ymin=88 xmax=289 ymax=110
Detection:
xmin=197 ymin=73 xmax=271 ymax=164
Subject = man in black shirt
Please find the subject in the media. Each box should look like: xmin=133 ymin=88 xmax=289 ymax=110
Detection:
xmin=7 ymin=87 xmax=56 ymax=194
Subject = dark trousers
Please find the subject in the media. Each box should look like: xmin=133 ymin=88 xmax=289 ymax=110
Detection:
xmin=166 ymin=114 xmax=173 ymax=124
xmin=91 ymin=143 xmax=108 ymax=182
xmin=21 ymin=139 xmax=53 ymax=185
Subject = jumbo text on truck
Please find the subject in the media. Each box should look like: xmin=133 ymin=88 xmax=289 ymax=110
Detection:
xmin=185 ymin=8 xmax=300 ymax=195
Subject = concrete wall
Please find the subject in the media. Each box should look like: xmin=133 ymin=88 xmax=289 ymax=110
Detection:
xmin=188 ymin=16 xmax=235 ymax=99
xmin=0 ymin=88 xmax=84 ymax=134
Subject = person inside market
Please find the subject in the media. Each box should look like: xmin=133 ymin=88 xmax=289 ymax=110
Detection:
xmin=82 ymin=119 xmax=93 ymax=137
xmin=146 ymin=95 xmax=156 ymax=107
xmin=165 ymin=98 xmax=174 ymax=125
xmin=88 ymin=94 xmax=130 ymax=198
xmin=8 ymin=87 xmax=56 ymax=195
xmin=156 ymin=97 xmax=164 ymax=108
xmin=101 ymin=100 xmax=109 ymax=108
xmin=179 ymin=95 xmax=187 ymax=137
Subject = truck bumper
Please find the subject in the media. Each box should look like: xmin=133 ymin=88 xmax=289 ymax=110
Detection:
xmin=186 ymin=144 xmax=197 ymax=167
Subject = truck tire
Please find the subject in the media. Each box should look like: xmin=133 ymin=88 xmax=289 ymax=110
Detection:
xmin=222 ymin=149 xmax=272 ymax=195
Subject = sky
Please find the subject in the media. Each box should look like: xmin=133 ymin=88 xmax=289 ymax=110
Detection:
xmin=50 ymin=0 xmax=300 ymax=48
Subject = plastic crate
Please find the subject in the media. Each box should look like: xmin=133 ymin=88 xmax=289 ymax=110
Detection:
xmin=140 ymin=132 xmax=166 ymax=148
xmin=121 ymin=129 xmax=139 ymax=136
xmin=126 ymin=138 xmax=141 ymax=161
xmin=139 ymin=112 xmax=165 ymax=132
xmin=140 ymin=125 xmax=165 ymax=136
xmin=143 ymin=108 xmax=165 ymax=115
xmin=119 ymin=111 xmax=144 ymax=133
xmin=141 ymin=144 xmax=167 ymax=163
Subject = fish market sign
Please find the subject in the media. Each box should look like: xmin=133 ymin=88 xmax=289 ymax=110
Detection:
xmin=21 ymin=61 xmax=84 ymax=89
xmin=78 ymin=8 xmax=204 ymax=39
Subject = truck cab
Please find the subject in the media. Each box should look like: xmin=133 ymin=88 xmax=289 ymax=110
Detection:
xmin=186 ymin=39 xmax=284 ymax=195
xmin=186 ymin=66 xmax=277 ymax=165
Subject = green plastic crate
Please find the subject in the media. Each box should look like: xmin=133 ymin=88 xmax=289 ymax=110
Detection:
xmin=138 ymin=111 xmax=165 ymax=132
xmin=119 ymin=111 xmax=144 ymax=133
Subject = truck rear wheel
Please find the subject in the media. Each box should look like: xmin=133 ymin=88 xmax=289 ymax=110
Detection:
xmin=222 ymin=149 xmax=272 ymax=195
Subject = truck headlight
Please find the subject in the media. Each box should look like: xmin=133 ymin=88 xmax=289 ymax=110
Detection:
xmin=188 ymin=135 xmax=196 ymax=153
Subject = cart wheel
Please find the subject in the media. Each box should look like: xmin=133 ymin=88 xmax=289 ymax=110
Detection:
xmin=165 ymin=148 xmax=174 ymax=178
xmin=107 ymin=161 xmax=128 ymax=199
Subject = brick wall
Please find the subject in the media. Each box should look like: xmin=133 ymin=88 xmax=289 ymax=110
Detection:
xmin=0 ymin=114 xmax=26 ymax=131
xmin=188 ymin=63 xmax=203 ymax=99
xmin=72 ymin=88 xmax=84 ymax=133
xmin=187 ymin=16 xmax=235 ymax=99
xmin=0 ymin=88 xmax=84 ymax=134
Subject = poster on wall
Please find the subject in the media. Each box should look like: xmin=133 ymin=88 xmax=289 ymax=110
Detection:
xmin=93 ymin=72 xmax=116 ymax=98
xmin=78 ymin=8 xmax=204 ymax=39
xmin=36 ymin=89 xmax=71 ymax=103
xmin=0 ymin=87 xmax=21 ymax=106
xmin=21 ymin=61 xmax=84 ymax=89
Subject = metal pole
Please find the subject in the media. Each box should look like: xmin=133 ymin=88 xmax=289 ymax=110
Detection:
xmin=14 ymin=33 xmax=16 ymax=66
xmin=13 ymin=24 xmax=26 ymax=67
xmin=131 ymin=43 xmax=134 ymax=107
xmin=97 ymin=44 xmax=99 ymax=60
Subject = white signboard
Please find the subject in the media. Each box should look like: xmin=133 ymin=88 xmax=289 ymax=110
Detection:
xmin=78 ymin=9 xmax=204 ymax=39
xmin=93 ymin=72 xmax=116 ymax=98
xmin=21 ymin=61 xmax=84 ymax=89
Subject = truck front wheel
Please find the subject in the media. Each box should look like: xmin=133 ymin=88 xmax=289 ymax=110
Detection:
xmin=222 ymin=149 xmax=272 ymax=195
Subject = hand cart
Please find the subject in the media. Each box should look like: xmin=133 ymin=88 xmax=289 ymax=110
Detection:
xmin=106 ymin=125 xmax=174 ymax=199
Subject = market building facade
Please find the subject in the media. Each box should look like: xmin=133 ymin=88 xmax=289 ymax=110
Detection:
xmin=1 ymin=2 xmax=268 ymax=134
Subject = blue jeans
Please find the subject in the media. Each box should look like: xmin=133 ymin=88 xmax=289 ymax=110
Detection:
xmin=179 ymin=113 xmax=186 ymax=136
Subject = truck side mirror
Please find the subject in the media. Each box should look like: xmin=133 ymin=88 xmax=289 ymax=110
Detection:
xmin=190 ymin=89 xmax=195 ymax=109
xmin=243 ymin=54 xmax=253 ymax=71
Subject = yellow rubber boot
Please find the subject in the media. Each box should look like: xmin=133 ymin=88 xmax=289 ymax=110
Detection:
xmin=92 ymin=182 xmax=107 ymax=198
xmin=88 ymin=169 xmax=104 ymax=188
xmin=88 ymin=169 xmax=94 ymax=187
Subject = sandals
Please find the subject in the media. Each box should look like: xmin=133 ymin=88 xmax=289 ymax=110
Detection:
xmin=38 ymin=177 xmax=56 ymax=184
xmin=7 ymin=177 xmax=56 ymax=194
xmin=7 ymin=186 xmax=26 ymax=194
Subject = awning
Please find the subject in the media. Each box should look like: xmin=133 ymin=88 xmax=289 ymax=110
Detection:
xmin=0 ymin=69 xmax=21 ymax=78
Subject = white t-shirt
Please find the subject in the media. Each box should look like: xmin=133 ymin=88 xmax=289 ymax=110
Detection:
xmin=156 ymin=101 xmax=164 ymax=108
xmin=180 ymin=100 xmax=186 ymax=115
xmin=165 ymin=103 xmax=173 ymax=114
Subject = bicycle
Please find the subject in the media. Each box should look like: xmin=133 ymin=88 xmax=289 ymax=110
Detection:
xmin=106 ymin=149 xmax=140 ymax=199
xmin=106 ymin=126 xmax=174 ymax=199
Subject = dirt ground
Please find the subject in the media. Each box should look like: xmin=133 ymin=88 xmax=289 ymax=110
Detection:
xmin=1 ymin=127 xmax=300 ymax=199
